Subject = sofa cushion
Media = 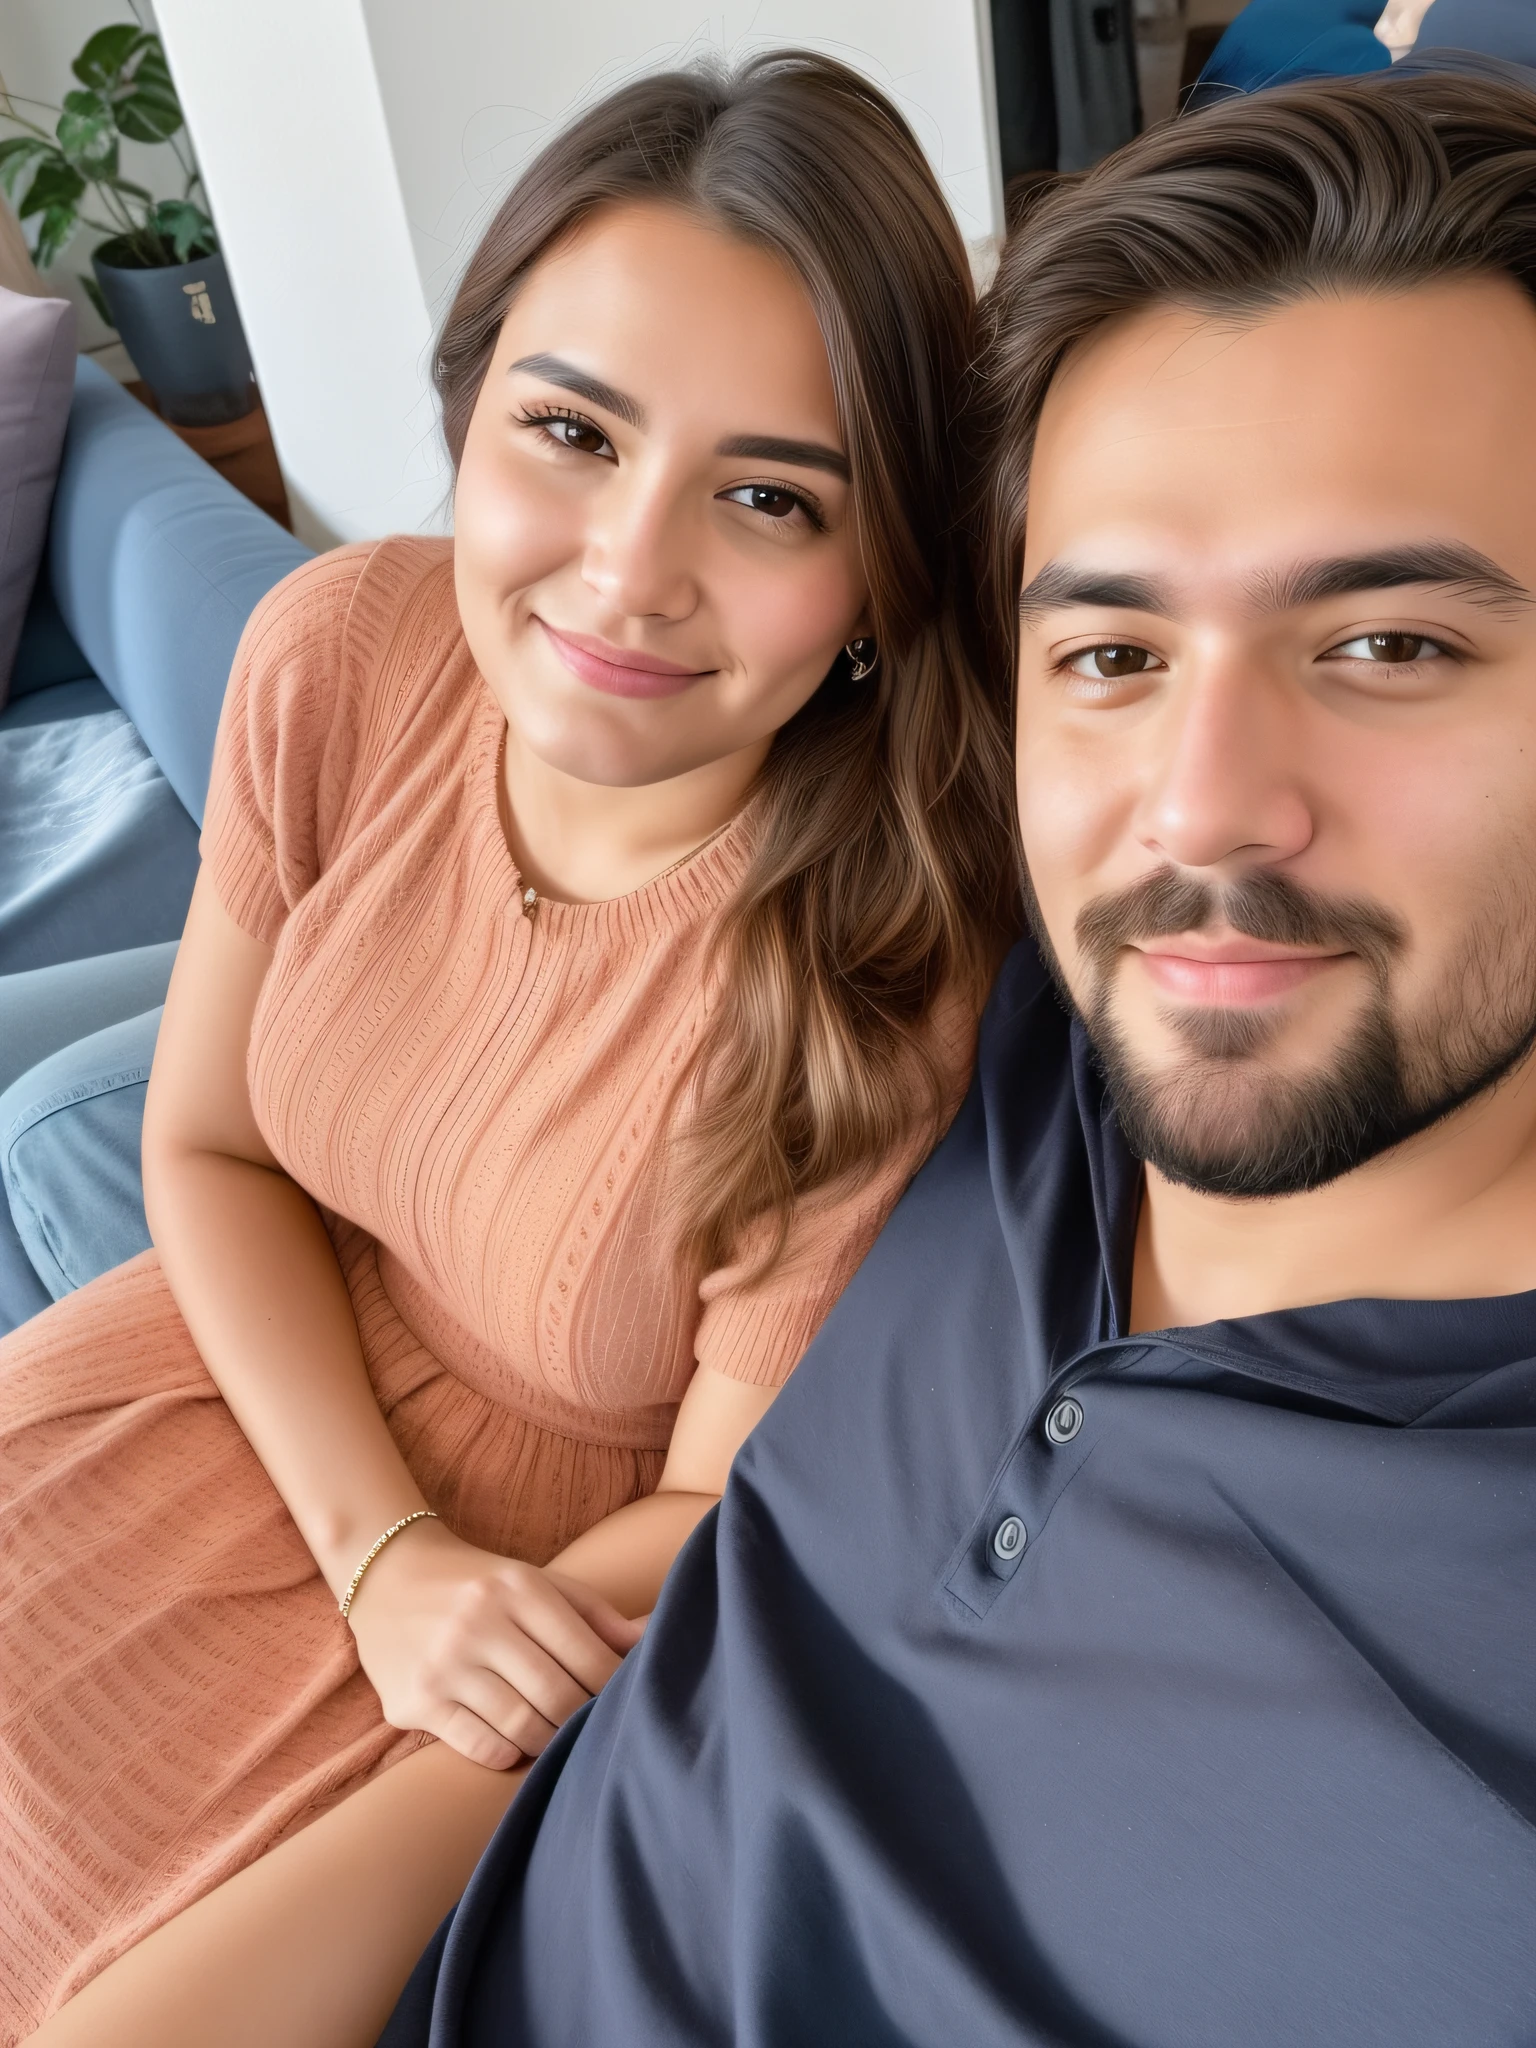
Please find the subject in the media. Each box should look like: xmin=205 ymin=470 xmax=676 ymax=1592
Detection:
xmin=0 ymin=288 xmax=76 ymax=708
xmin=9 ymin=576 xmax=94 ymax=702
xmin=0 ymin=708 xmax=200 ymax=972
xmin=0 ymin=1183 xmax=50 ymax=1335
xmin=0 ymin=678 xmax=116 ymax=730
xmin=48 ymin=359 xmax=311 ymax=824
xmin=1 ymin=1004 xmax=160 ymax=1302
xmin=0 ymin=939 xmax=179 ymax=1096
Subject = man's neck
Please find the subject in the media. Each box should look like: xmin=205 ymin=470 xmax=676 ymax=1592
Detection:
xmin=1128 ymin=1055 xmax=1536 ymax=1331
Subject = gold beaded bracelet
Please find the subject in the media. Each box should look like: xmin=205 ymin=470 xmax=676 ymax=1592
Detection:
xmin=338 ymin=1509 xmax=439 ymax=1620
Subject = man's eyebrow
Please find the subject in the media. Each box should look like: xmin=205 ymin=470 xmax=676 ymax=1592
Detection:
xmin=1255 ymin=543 xmax=1535 ymax=617
xmin=507 ymin=353 xmax=645 ymax=429
xmin=1018 ymin=563 xmax=1173 ymax=622
xmin=716 ymin=433 xmax=850 ymax=481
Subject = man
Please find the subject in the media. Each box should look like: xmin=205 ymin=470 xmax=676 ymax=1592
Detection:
xmin=35 ymin=66 xmax=1536 ymax=2048
xmin=379 ymin=68 xmax=1534 ymax=2044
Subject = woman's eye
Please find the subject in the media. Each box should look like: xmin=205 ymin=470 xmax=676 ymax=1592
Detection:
xmin=1328 ymin=631 xmax=1445 ymax=665
xmin=546 ymin=416 xmax=612 ymax=457
xmin=1067 ymin=644 xmax=1159 ymax=679
xmin=722 ymin=483 xmax=811 ymax=523
xmin=523 ymin=410 xmax=614 ymax=459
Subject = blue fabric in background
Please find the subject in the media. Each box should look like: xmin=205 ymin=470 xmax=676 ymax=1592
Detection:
xmin=0 ymin=941 xmax=175 ymax=1335
xmin=0 ymin=711 xmax=200 ymax=972
xmin=1415 ymin=0 xmax=1536 ymax=65
xmin=1196 ymin=0 xmax=1536 ymax=102
xmin=48 ymin=359 xmax=310 ymax=826
xmin=0 ymin=1006 xmax=161 ymax=1301
xmin=1194 ymin=0 xmax=1388 ymax=101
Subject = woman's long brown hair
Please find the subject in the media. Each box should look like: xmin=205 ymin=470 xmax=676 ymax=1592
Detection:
xmin=436 ymin=52 xmax=1018 ymax=1273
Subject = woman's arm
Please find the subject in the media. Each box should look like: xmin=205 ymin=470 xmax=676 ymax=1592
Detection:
xmin=548 ymin=1364 xmax=778 ymax=1614
xmin=144 ymin=871 xmax=637 ymax=1769
xmin=144 ymin=870 xmax=436 ymax=1599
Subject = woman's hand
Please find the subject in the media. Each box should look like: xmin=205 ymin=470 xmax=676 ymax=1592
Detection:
xmin=345 ymin=1517 xmax=644 ymax=1770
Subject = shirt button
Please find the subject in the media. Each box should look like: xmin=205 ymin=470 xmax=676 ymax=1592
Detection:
xmin=992 ymin=1515 xmax=1027 ymax=1561
xmin=1045 ymin=1396 xmax=1084 ymax=1445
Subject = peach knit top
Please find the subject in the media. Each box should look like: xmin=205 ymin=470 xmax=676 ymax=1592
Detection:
xmin=208 ymin=535 xmax=899 ymax=1429
xmin=0 ymin=536 xmax=968 ymax=2034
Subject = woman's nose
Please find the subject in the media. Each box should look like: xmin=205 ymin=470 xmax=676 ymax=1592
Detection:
xmin=580 ymin=470 xmax=699 ymax=621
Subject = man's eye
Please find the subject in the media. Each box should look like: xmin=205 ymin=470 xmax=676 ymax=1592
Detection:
xmin=1329 ymin=631 xmax=1445 ymax=664
xmin=1067 ymin=644 xmax=1158 ymax=679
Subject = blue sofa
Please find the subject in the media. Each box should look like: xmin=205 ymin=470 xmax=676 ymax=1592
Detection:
xmin=0 ymin=357 xmax=309 ymax=1332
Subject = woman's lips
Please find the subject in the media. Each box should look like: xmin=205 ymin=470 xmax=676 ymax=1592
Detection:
xmin=1133 ymin=942 xmax=1349 ymax=1006
xmin=538 ymin=619 xmax=712 ymax=700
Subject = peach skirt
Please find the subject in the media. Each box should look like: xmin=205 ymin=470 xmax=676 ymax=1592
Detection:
xmin=0 ymin=1247 xmax=662 ymax=2039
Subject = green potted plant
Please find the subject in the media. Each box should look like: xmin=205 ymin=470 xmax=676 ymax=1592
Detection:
xmin=0 ymin=24 xmax=254 ymax=426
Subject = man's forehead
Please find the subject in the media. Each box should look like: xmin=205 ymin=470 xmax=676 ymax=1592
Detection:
xmin=1022 ymin=282 xmax=1536 ymax=598
xmin=1036 ymin=281 xmax=1536 ymax=442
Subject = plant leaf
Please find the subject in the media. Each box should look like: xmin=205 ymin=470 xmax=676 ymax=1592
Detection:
xmin=57 ymin=88 xmax=117 ymax=178
xmin=0 ymin=135 xmax=50 ymax=200
xmin=33 ymin=202 xmax=78 ymax=268
xmin=72 ymin=24 xmax=149 ymax=90
xmin=149 ymin=195 xmax=217 ymax=262
xmin=113 ymin=40 xmax=184 ymax=144
xmin=16 ymin=157 xmax=84 ymax=221
xmin=80 ymin=271 xmax=115 ymax=326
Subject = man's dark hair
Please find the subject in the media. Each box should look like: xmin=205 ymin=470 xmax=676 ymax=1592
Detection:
xmin=974 ymin=70 xmax=1536 ymax=642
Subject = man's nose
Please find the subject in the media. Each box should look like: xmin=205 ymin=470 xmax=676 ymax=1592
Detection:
xmin=581 ymin=469 xmax=699 ymax=621
xmin=1134 ymin=656 xmax=1314 ymax=874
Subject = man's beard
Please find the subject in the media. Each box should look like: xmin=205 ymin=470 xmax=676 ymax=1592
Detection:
xmin=1029 ymin=865 xmax=1536 ymax=1199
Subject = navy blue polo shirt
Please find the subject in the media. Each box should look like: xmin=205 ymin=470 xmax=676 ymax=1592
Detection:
xmin=402 ymin=941 xmax=1536 ymax=2047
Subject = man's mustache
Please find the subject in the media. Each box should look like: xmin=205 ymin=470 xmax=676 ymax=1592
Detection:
xmin=1075 ymin=867 xmax=1407 ymax=978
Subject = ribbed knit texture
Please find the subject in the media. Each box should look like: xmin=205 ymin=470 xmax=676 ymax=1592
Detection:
xmin=0 ymin=540 xmax=963 ymax=2032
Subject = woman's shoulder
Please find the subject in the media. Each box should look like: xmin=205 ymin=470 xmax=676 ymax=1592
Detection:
xmin=237 ymin=535 xmax=456 ymax=694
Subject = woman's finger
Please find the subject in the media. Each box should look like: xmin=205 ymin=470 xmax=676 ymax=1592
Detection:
xmin=451 ymin=1666 xmax=560 ymax=1758
xmin=545 ymin=1570 xmax=648 ymax=1653
xmin=493 ymin=1570 xmax=630 ymax=1696
xmin=474 ymin=1616 xmax=595 ymax=1730
xmin=431 ymin=1701 xmax=528 ymax=1773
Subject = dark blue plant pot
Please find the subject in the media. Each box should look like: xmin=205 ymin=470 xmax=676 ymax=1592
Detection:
xmin=91 ymin=242 xmax=255 ymax=427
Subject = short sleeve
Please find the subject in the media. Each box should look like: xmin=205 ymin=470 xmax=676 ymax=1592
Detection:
xmin=694 ymin=988 xmax=979 ymax=1388
xmin=199 ymin=544 xmax=379 ymax=946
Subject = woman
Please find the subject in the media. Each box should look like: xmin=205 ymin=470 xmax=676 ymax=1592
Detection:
xmin=0 ymin=51 xmax=1016 ymax=2043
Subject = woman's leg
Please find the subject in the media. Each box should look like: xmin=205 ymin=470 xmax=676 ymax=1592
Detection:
xmin=28 ymin=1745 xmax=525 ymax=2048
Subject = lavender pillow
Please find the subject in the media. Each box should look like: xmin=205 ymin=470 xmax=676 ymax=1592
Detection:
xmin=0 ymin=286 xmax=76 ymax=707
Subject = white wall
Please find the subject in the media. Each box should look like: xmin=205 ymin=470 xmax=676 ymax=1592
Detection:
xmin=362 ymin=0 xmax=1005 ymax=325
xmin=152 ymin=0 xmax=442 ymax=548
xmin=154 ymin=1 xmax=1002 ymax=549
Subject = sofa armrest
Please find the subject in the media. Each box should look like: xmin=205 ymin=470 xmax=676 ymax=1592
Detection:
xmin=46 ymin=357 xmax=312 ymax=825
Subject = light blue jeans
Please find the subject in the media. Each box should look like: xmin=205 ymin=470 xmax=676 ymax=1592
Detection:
xmin=0 ymin=941 xmax=175 ymax=1334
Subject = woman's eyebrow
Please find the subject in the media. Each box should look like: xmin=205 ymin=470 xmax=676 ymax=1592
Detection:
xmin=507 ymin=353 xmax=645 ymax=428
xmin=716 ymin=433 xmax=850 ymax=481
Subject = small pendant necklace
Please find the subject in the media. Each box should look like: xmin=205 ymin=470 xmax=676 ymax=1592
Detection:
xmin=517 ymin=815 xmax=736 ymax=919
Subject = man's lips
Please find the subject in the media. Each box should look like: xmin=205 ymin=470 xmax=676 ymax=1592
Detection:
xmin=538 ymin=620 xmax=713 ymax=700
xmin=1131 ymin=937 xmax=1350 ymax=1006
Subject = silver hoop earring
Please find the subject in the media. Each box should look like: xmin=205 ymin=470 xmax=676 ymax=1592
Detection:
xmin=845 ymin=638 xmax=877 ymax=682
